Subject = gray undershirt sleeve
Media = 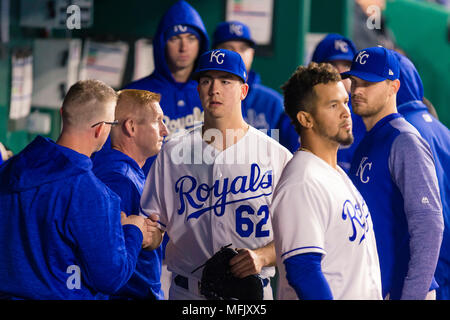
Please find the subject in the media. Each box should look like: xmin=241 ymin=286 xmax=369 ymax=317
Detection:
xmin=389 ymin=132 xmax=444 ymax=300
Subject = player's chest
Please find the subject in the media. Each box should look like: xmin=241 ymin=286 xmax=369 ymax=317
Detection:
xmin=172 ymin=162 xmax=274 ymax=220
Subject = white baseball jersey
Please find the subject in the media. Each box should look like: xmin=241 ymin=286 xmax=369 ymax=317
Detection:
xmin=140 ymin=126 xmax=292 ymax=299
xmin=271 ymin=151 xmax=382 ymax=300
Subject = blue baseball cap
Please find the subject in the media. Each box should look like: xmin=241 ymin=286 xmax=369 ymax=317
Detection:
xmin=193 ymin=49 xmax=247 ymax=82
xmin=341 ymin=46 xmax=400 ymax=82
xmin=311 ymin=33 xmax=357 ymax=63
xmin=213 ymin=21 xmax=255 ymax=48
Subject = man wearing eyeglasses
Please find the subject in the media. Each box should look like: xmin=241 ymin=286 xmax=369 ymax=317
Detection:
xmin=0 ymin=80 xmax=156 ymax=299
xmin=92 ymin=89 xmax=168 ymax=300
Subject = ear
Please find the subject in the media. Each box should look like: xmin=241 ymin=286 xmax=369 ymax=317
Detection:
xmin=240 ymin=83 xmax=249 ymax=100
xmin=390 ymin=79 xmax=401 ymax=95
xmin=123 ymin=118 xmax=135 ymax=137
xmin=93 ymin=122 xmax=104 ymax=138
xmin=296 ymin=111 xmax=313 ymax=129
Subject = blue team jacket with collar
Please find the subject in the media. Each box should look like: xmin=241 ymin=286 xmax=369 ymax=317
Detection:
xmin=0 ymin=136 xmax=143 ymax=299
xmin=349 ymin=113 xmax=442 ymax=299
xmin=92 ymin=148 xmax=164 ymax=300
xmin=394 ymin=51 xmax=450 ymax=297
xmin=350 ymin=114 xmax=408 ymax=299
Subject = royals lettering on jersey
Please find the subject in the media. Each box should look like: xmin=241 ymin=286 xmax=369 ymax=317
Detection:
xmin=342 ymin=199 xmax=370 ymax=244
xmin=176 ymin=163 xmax=273 ymax=220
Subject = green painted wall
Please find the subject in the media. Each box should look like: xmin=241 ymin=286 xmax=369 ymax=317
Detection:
xmin=0 ymin=0 xmax=363 ymax=154
xmin=385 ymin=0 xmax=450 ymax=127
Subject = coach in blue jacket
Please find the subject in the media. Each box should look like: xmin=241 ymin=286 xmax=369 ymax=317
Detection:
xmin=93 ymin=90 xmax=168 ymax=300
xmin=343 ymin=47 xmax=444 ymax=300
xmin=0 ymin=80 xmax=154 ymax=299
xmin=393 ymin=51 xmax=450 ymax=300
xmin=124 ymin=0 xmax=209 ymax=175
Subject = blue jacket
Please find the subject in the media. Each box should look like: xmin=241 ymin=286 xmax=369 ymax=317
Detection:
xmin=243 ymin=71 xmax=299 ymax=153
xmin=92 ymin=148 xmax=164 ymax=300
xmin=394 ymin=51 xmax=450 ymax=296
xmin=349 ymin=114 xmax=443 ymax=299
xmin=0 ymin=136 xmax=142 ymax=299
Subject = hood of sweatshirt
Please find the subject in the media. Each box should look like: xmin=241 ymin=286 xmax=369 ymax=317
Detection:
xmin=0 ymin=136 xmax=92 ymax=192
xmin=152 ymin=0 xmax=210 ymax=83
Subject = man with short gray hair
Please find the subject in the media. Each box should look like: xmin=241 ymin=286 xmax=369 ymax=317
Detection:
xmin=0 ymin=80 xmax=154 ymax=299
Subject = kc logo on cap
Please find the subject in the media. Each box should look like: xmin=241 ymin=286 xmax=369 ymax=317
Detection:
xmin=210 ymin=50 xmax=225 ymax=64
xmin=193 ymin=49 xmax=247 ymax=83
xmin=355 ymin=50 xmax=370 ymax=65
xmin=340 ymin=46 xmax=399 ymax=82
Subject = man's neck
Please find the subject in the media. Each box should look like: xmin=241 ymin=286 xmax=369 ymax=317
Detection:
xmin=362 ymin=102 xmax=398 ymax=131
xmin=56 ymin=131 xmax=94 ymax=158
xmin=202 ymin=116 xmax=249 ymax=151
xmin=111 ymin=141 xmax=146 ymax=168
xmin=170 ymin=65 xmax=194 ymax=83
xmin=300 ymin=134 xmax=339 ymax=170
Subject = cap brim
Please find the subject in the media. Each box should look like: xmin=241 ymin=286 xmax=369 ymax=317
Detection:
xmin=341 ymin=70 xmax=387 ymax=82
xmin=192 ymin=67 xmax=246 ymax=83
xmin=325 ymin=53 xmax=354 ymax=62
xmin=213 ymin=37 xmax=255 ymax=48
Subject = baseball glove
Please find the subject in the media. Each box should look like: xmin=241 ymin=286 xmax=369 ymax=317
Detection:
xmin=196 ymin=244 xmax=264 ymax=300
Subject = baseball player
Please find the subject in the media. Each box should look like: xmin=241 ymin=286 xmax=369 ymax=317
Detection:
xmin=140 ymin=49 xmax=292 ymax=300
xmin=342 ymin=47 xmax=444 ymax=299
xmin=272 ymin=62 xmax=382 ymax=300
xmin=392 ymin=51 xmax=450 ymax=300
xmin=310 ymin=33 xmax=367 ymax=173
xmin=212 ymin=21 xmax=299 ymax=153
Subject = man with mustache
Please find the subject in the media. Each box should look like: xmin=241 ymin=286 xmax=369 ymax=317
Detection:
xmin=342 ymin=46 xmax=443 ymax=300
xmin=140 ymin=49 xmax=292 ymax=300
xmin=272 ymin=62 xmax=382 ymax=300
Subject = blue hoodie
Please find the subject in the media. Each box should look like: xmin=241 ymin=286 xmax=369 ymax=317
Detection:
xmin=92 ymin=148 xmax=164 ymax=300
xmin=124 ymin=0 xmax=209 ymax=175
xmin=0 ymin=136 xmax=143 ymax=299
xmin=393 ymin=51 xmax=450 ymax=299
xmin=125 ymin=0 xmax=209 ymax=135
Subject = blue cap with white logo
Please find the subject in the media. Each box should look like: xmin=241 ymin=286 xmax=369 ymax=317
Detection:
xmin=193 ymin=49 xmax=247 ymax=82
xmin=213 ymin=21 xmax=255 ymax=48
xmin=311 ymin=33 xmax=357 ymax=63
xmin=341 ymin=46 xmax=399 ymax=82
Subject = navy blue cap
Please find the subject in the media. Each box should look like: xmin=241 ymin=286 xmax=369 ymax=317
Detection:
xmin=341 ymin=46 xmax=400 ymax=82
xmin=193 ymin=49 xmax=247 ymax=82
xmin=311 ymin=33 xmax=357 ymax=63
xmin=213 ymin=21 xmax=255 ymax=48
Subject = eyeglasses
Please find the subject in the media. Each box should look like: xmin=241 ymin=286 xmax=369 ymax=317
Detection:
xmin=91 ymin=120 xmax=119 ymax=128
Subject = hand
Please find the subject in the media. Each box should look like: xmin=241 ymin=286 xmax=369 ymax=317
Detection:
xmin=142 ymin=213 xmax=163 ymax=250
xmin=229 ymin=248 xmax=264 ymax=279
xmin=121 ymin=212 xmax=145 ymax=231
